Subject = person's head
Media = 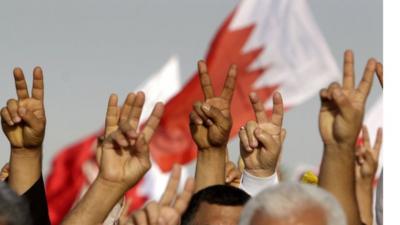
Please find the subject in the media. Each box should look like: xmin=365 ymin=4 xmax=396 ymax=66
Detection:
xmin=181 ymin=184 xmax=251 ymax=225
xmin=239 ymin=182 xmax=346 ymax=225
xmin=0 ymin=182 xmax=31 ymax=225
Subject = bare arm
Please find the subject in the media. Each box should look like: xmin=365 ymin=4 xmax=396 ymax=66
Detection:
xmin=355 ymin=127 xmax=382 ymax=225
xmin=62 ymin=92 xmax=164 ymax=225
xmin=318 ymin=50 xmax=376 ymax=225
xmin=190 ymin=61 xmax=237 ymax=191
xmin=1 ymin=67 xmax=46 ymax=195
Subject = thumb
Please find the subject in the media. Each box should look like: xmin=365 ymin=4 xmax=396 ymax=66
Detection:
xmin=18 ymin=107 xmax=44 ymax=131
xmin=201 ymin=104 xmax=230 ymax=129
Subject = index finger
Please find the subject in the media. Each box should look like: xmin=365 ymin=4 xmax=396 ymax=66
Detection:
xmin=270 ymin=92 xmax=284 ymax=127
xmin=357 ymin=58 xmax=376 ymax=99
xmin=174 ymin=177 xmax=195 ymax=214
xmin=362 ymin=125 xmax=371 ymax=149
xmin=249 ymin=92 xmax=268 ymax=123
xmin=13 ymin=67 xmax=30 ymax=100
xmin=343 ymin=50 xmax=355 ymax=90
xmin=31 ymin=67 xmax=44 ymax=101
xmin=128 ymin=91 xmax=145 ymax=130
xmin=198 ymin=60 xmax=215 ymax=100
xmin=220 ymin=64 xmax=237 ymax=102
xmin=159 ymin=164 xmax=181 ymax=206
xmin=142 ymin=102 xmax=164 ymax=142
xmin=373 ymin=127 xmax=383 ymax=154
xmin=105 ymin=94 xmax=119 ymax=136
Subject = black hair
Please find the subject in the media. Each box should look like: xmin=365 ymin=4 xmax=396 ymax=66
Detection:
xmin=181 ymin=185 xmax=250 ymax=225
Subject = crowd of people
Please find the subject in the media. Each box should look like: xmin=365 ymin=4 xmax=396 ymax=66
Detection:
xmin=0 ymin=50 xmax=383 ymax=225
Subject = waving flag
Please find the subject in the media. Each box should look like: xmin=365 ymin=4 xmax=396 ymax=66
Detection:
xmin=151 ymin=0 xmax=340 ymax=172
xmin=46 ymin=0 xmax=340 ymax=223
xmin=46 ymin=57 xmax=183 ymax=225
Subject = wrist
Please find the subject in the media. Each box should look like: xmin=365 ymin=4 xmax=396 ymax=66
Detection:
xmin=94 ymin=176 xmax=128 ymax=195
xmin=324 ymin=141 xmax=356 ymax=151
xmin=323 ymin=144 xmax=355 ymax=162
xmin=11 ymin=146 xmax=43 ymax=158
xmin=356 ymin=178 xmax=374 ymax=189
xmin=198 ymin=146 xmax=227 ymax=155
xmin=245 ymin=168 xmax=275 ymax=177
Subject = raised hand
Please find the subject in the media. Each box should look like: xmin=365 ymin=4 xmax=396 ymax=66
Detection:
xmin=355 ymin=126 xmax=382 ymax=181
xmin=98 ymin=92 xmax=164 ymax=190
xmin=318 ymin=50 xmax=377 ymax=225
xmin=189 ymin=61 xmax=237 ymax=150
xmin=319 ymin=50 xmax=376 ymax=148
xmin=1 ymin=67 xmax=45 ymax=151
xmin=355 ymin=126 xmax=382 ymax=225
xmin=62 ymin=93 xmax=164 ymax=225
xmin=130 ymin=165 xmax=195 ymax=225
xmin=239 ymin=92 xmax=286 ymax=177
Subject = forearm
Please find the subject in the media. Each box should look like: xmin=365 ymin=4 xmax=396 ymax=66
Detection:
xmin=62 ymin=178 xmax=126 ymax=225
xmin=356 ymin=181 xmax=374 ymax=225
xmin=319 ymin=144 xmax=361 ymax=225
xmin=195 ymin=147 xmax=226 ymax=192
xmin=9 ymin=147 xmax=42 ymax=194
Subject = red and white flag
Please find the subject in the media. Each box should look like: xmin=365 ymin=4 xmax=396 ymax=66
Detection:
xmin=150 ymin=0 xmax=340 ymax=172
xmin=45 ymin=57 xmax=183 ymax=225
xmin=46 ymin=0 xmax=340 ymax=223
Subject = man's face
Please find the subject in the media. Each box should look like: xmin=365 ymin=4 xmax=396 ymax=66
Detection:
xmin=249 ymin=206 xmax=327 ymax=225
xmin=192 ymin=202 xmax=243 ymax=225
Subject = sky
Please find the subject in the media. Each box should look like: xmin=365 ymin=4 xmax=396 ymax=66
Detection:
xmin=0 ymin=0 xmax=382 ymax=176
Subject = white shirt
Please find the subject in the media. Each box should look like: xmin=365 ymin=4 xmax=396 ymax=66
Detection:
xmin=239 ymin=170 xmax=279 ymax=196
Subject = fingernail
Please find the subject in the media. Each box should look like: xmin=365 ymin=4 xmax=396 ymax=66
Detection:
xmin=127 ymin=130 xmax=138 ymax=138
xmin=13 ymin=116 xmax=21 ymax=123
xmin=18 ymin=107 xmax=26 ymax=116
xmin=333 ymin=89 xmax=341 ymax=97
xmin=246 ymin=147 xmax=253 ymax=151
xmin=202 ymin=104 xmax=210 ymax=111
xmin=196 ymin=119 xmax=203 ymax=125
xmin=250 ymin=92 xmax=257 ymax=99
xmin=206 ymin=119 xmax=213 ymax=126
xmin=8 ymin=120 xmax=14 ymax=126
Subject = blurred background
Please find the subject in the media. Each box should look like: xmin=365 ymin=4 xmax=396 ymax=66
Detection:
xmin=0 ymin=0 xmax=382 ymax=176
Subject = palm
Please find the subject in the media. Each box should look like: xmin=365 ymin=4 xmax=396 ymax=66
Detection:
xmin=98 ymin=92 xmax=163 ymax=190
xmin=160 ymin=207 xmax=180 ymax=225
xmin=100 ymin=143 xmax=149 ymax=187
